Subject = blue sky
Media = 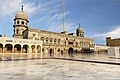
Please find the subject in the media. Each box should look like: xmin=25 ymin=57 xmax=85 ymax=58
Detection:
xmin=0 ymin=0 xmax=120 ymax=45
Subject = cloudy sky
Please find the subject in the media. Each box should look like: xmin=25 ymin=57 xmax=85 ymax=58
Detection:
xmin=0 ymin=0 xmax=120 ymax=44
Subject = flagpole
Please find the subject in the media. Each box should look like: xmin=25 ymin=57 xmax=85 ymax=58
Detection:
xmin=62 ymin=0 xmax=65 ymax=32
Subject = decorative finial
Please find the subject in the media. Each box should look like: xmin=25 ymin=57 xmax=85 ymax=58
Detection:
xmin=79 ymin=23 xmax=81 ymax=28
xmin=21 ymin=5 xmax=23 ymax=11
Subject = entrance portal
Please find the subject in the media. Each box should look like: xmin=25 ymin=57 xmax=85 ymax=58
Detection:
xmin=5 ymin=44 xmax=13 ymax=53
xmin=50 ymin=48 xmax=53 ymax=56
xmin=68 ymin=47 xmax=74 ymax=57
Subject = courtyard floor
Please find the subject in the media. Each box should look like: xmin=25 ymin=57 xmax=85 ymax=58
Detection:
xmin=0 ymin=59 xmax=120 ymax=80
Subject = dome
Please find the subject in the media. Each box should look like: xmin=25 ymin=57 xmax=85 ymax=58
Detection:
xmin=15 ymin=5 xmax=28 ymax=20
xmin=77 ymin=27 xmax=84 ymax=32
xmin=15 ymin=10 xmax=28 ymax=20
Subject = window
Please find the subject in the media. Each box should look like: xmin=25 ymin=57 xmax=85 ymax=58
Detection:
xmin=33 ymin=34 xmax=35 ymax=37
xmin=69 ymin=42 xmax=73 ymax=45
xmin=46 ymin=37 xmax=49 ymax=43
xmin=22 ymin=21 xmax=24 ymax=25
xmin=54 ymin=38 xmax=57 ymax=44
xmin=58 ymin=39 xmax=60 ymax=44
xmin=17 ymin=21 xmax=19 ymax=24
xmin=58 ymin=49 xmax=60 ymax=52
xmin=50 ymin=38 xmax=53 ymax=43
xmin=41 ymin=37 xmax=44 ymax=41
xmin=16 ymin=29 xmax=19 ymax=34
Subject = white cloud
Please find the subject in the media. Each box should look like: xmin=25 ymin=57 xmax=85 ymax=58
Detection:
xmin=48 ymin=21 xmax=75 ymax=32
xmin=105 ymin=27 xmax=120 ymax=38
xmin=37 ymin=11 xmax=75 ymax=33
xmin=0 ymin=0 xmax=38 ymax=17
xmin=0 ymin=0 xmax=76 ymax=33
xmin=0 ymin=0 xmax=22 ymax=16
xmin=92 ymin=26 xmax=120 ymax=39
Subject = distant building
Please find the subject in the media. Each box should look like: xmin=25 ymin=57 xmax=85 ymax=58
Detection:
xmin=106 ymin=37 xmax=120 ymax=47
xmin=94 ymin=44 xmax=109 ymax=52
xmin=13 ymin=6 xmax=94 ymax=55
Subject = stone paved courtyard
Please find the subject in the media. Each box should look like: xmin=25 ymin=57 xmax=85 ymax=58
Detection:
xmin=0 ymin=59 xmax=120 ymax=80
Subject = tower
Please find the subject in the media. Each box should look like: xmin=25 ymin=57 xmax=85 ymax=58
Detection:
xmin=76 ymin=24 xmax=84 ymax=37
xmin=13 ymin=5 xmax=29 ymax=38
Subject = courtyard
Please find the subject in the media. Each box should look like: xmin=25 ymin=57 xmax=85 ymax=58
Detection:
xmin=0 ymin=59 xmax=120 ymax=80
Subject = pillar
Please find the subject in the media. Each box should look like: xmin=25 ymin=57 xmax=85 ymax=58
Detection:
xmin=41 ymin=46 xmax=42 ymax=59
xmin=29 ymin=47 xmax=32 ymax=59
xmin=35 ymin=47 xmax=37 ymax=58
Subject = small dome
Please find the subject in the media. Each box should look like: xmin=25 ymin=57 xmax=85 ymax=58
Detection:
xmin=77 ymin=27 xmax=84 ymax=32
xmin=15 ymin=5 xmax=28 ymax=20
xmin=15 ymin=10 xmax=28 ymax=20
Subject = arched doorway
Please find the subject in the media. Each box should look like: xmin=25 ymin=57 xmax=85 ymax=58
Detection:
xmin=68 ymin=47 xmax=74 ymax=56
xmin=31 ymin=45 xmax=36 ymax=53
xmin=14 ymin=44 xmax=21 ymax=53
xmin=22 ymin=45 xmax=29 ymax=53
xmin=5 ymin=44 xmax=13 ymax=53
xmin=58 ymin=49 xmax=60 ymax=54
xmin=50 ymin=48 xmax=54 ymax=56
xmin=61 ymin=50 xmax=63 ymax=55
xmin=68 ymin=47 xmax=74 ymax=53
xmin=0 ymin=43 xmax=3 ymax=53
xmin=37 ymin=45 xmax=41 ymax=53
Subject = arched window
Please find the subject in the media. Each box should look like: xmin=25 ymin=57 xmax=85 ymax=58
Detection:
xmin=46 ymin=37 xmax=49 ymax=43
xmin=50 ymin=38 xmax=53 ymax=43
xmin=41 ymin=37 xmax=44 ymax=42
xmin=16 ymin=29 xmax=19 ymax=34
xmin=22 ymin=21 xmax=24 ymax=25
xmin=17 ymin=21 xmax=19 ymax=24
xmin=58 ymin=39 xmax=60 ymax=44
xmin=54 ymin=38 xmax=57 ymax=44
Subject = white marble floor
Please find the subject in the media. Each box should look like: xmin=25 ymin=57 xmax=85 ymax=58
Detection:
xmin=0 ymin=59 xmax=120 ymax=80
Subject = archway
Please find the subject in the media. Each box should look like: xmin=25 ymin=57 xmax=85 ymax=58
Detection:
xmin=75 ymin=49 xmax=78 ymax=55
xmin=0 ymin=43 xmax=3 ymax=53
xmin=14 ymin=44 xmax=21 ymax=53
xmin=58 ymin=49 xmax=60 ymax=53
xmin=37 ymin=45 xmax=41 ymax=53
xmin=68 ymin=47 xmax=74 ymax=53
xmin=5 ymin=44 xmax=13 ymax=53
xmin=68 ymin=47 xmax=74 ymax=56
xmin=22 ymin=45 xmax=29 ymax=53
xmin=31 ymin=45 xmax=36 ymax=53
xmin=61 ymin=50 xmax=63 ymax=55
xmin=50 ymin=48 xmax=54 ymax=56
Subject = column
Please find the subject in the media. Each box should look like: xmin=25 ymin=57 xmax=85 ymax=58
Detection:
xmin=41 ymin=46 xmax=42 ymax=59
xmin=28 ymin=47 xmax=30 ymax=59
xmin=3 ymin=46 xmax=5 ymax=60
xmin=12 ymin=48 xmax=14 ymax=60
xmin=35 ymin=47 xmax=37 ymax=58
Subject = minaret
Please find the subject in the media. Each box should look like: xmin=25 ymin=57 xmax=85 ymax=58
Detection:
xmin=13 ymin=5 xmax=29 ymax=38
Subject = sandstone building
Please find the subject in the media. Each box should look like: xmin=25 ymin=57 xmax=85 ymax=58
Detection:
xmin=13 ymin=6 xmax=94 ymax=56
xmin=106 ymin=37 xmax=120 ymax=47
